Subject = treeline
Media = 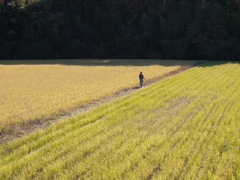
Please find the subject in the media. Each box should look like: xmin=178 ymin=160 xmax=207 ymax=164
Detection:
xmin=0 ymin=0 xmax=240 ymax=60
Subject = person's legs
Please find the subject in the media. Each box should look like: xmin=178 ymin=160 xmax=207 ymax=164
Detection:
xmin=140 ymin=79 xmax=143 ymax=87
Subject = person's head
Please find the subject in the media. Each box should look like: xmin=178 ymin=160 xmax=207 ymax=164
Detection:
xmin=140 ymin=72 xmax=142 ymax=74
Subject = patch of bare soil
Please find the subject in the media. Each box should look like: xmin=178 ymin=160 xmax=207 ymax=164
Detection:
xmin=0 ymin=62 xmax=204 ymax=144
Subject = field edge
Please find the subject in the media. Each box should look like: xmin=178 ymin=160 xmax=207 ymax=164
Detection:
xmin=0 ymin=62 xmax=202 ymax=144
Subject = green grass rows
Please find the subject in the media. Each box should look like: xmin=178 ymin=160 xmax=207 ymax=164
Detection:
xmin=0 ymin=62 xmax=240 ymax=179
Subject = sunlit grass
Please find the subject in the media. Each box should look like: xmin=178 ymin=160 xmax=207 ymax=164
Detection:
xmin=0 ymin=59 xmax=196 ymax=131
xmin=0 ymin=62 xmax=239 ymax=179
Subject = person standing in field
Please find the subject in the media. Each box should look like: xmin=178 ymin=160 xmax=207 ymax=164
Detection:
xmin=139 ymin=72 xmax=145 ymax=87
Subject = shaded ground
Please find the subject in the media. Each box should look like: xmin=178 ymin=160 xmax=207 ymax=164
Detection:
xmin=0 ymin=62 xmax=203 ymax=144
xmin=0 ymin=59 xmax=198 ymax=66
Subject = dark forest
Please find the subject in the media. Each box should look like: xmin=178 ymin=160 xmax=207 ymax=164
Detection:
xmin=0 ymin=0 xmax=240 ymax=60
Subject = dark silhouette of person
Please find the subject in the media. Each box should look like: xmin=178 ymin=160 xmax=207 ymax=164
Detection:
xmin=139 ymin=72 xmax=145 ymax=87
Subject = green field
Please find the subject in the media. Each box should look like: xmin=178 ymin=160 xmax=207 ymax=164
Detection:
xmin=0 ymin=62 xmax=239 ymax=179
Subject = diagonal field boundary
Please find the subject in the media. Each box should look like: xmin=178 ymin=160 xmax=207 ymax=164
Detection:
xmin=0 ymin=61 xmax=204 ymax=144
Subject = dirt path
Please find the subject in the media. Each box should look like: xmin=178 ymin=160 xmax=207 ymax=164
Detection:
xmin=0 ymin=62 xmax=203 ymax=144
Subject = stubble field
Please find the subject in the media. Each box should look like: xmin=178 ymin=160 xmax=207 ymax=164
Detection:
xmin=0 ymin=61 xmax=239 ymax=179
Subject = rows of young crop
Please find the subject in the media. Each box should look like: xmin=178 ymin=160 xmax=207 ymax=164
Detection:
xmin=0 ymin=62 xmax=239 ymax=179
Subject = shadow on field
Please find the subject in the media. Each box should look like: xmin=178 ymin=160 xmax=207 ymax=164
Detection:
xmin=132 ymin=86 xmax=141 ymax=89
xmin=0 ymin=60 xmax=238 ymax=67
xmin=197 ymin=61 xmax=240 ymax=67
xmin=0 ymin=59 xmax=201 ymax=67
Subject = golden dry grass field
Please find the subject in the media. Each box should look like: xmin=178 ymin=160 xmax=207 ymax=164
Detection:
xmin=0 ymin=60 xmax=196 ymax=132
xmin=0 ymin=61 xmax=239 ymax=179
